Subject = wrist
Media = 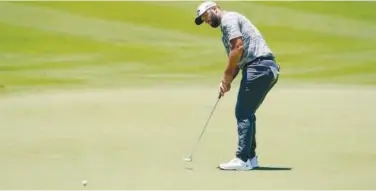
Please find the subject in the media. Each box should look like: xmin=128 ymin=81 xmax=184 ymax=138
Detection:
xmin=222 ymin=74 xmax=233 ymax=84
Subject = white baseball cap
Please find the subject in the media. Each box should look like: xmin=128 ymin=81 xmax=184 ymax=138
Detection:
xmin=194 ymin=1 xmax=217 ymax=25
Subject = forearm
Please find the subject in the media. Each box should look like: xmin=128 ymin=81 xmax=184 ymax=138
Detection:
xmin=232 ymin=66 xmax=240 ymax=82
xmin=222 ymin=49 xmax=241 ymax=84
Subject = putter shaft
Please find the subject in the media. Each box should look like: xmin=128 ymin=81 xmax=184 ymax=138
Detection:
xmin=187 ymin=95 xmax=221 ymax=159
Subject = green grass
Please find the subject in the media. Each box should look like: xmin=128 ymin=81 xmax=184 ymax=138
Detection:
xmin=257 ymin=1 xmax=376 ymax=22
xmin=1 ymin=86 xmax=376 ymax=189
xmin=0 ymin=1 xmax=375 ymax=92
xmin=1 ymin=2 xmax=376 ymax=189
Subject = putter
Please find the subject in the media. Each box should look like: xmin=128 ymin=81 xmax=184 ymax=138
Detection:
xmin=184 ymin=93 xmax=222 ymax=162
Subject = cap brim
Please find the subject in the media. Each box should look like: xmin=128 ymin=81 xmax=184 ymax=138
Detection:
xmin=195 ymin=17 xmax=204 ymax=25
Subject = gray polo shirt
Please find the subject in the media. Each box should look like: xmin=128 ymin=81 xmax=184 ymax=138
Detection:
xmin=220 ymin=11 xmax=274 ymax=70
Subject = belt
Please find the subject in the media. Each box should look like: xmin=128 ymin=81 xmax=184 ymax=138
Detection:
xmin=242 ymin=55 xmax=276 ymax=69
xmin=250 ymin=55 xmax=275 ymax=64
xmin=243 ymin=55 xmax=280 ymax=78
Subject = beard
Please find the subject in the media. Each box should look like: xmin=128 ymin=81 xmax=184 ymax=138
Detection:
xmin=209 ymin=11 xmax=221 ymax=28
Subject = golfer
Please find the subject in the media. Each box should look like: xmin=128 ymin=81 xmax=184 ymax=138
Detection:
xmin=194 ymin=1 xmax=280 ymax=170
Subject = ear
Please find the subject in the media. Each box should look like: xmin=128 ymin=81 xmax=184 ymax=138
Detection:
xmin=215 ymin=6 xmax=221 ymax=13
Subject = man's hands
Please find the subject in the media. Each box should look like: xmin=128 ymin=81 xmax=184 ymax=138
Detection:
xmin=219 ymin=69 xmax=236 ymax=97
xmin=219 ymin=80 xmax=231 ymax=97
xmin=218 ymin=66 xmax=240 ymax=97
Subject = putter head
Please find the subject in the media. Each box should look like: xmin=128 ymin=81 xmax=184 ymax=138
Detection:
xmin=183 ymin=157 xmax=192 ymax=162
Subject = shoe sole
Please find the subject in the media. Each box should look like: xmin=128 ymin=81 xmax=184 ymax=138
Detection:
xmin=217 ymin=166 xmax=253 ymax=171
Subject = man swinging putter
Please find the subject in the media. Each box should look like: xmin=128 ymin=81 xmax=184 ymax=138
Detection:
xmin=194 ymin=1 xmax=280 ymax=170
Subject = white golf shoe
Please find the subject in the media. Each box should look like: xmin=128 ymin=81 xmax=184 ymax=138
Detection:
xmin=248 ymin=156 xmax=260 ymax=169
xmin=218 ymin=156 xmax=260 ymax=171
xmin=218 ymin=157 xmax=252 ymax=171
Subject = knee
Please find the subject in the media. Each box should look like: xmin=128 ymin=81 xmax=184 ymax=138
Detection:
xmin=235 ymin=108 xmax=255 ymax=121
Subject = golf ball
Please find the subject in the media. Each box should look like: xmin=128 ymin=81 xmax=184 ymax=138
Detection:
xmin=82 ymin=180 xmax=88 ymax=186
xmin=183 ymin=158 xmax=192 ymax=162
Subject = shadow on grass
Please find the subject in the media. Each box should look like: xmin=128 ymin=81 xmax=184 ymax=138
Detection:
xmin=252 ymin=166 xmax=292 ymax=171
xmin=216 ymin=166 xmax=293 ymax=171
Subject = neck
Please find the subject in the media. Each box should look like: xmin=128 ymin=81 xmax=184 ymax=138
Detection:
xmin=217 ymin=10 xmax=223 ymax=16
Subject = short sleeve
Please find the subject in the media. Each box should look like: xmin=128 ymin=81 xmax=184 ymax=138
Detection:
xmin=221 ymin=14 xmax=242 ymax=41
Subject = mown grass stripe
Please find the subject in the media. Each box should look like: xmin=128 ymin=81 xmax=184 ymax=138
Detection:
xmin=0 ymin=2 xmax=217 ymax=48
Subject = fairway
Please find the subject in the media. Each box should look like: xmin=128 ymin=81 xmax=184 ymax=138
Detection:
xmin=0 ymin=1 xmax=376 ymax=190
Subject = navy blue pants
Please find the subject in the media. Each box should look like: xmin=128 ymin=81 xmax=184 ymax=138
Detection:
xmin=235 ymin=58 xmax=280 ymax=162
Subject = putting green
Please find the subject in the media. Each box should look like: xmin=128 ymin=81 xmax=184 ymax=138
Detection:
xmin=1 ymin=85 xmax=375 ymax=189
